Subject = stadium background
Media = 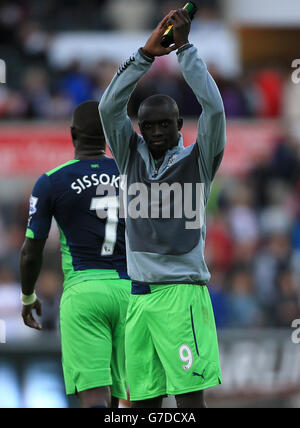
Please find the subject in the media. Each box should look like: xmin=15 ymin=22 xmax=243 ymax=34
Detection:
xmin=1 ymin=0 xmax=300 ymax=408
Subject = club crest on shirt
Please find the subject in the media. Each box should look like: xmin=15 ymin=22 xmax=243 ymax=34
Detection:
xmin=29 ymin=195 xmax=38 ymax=215
xmin=166 ymin=154 xmax=177 ymax=169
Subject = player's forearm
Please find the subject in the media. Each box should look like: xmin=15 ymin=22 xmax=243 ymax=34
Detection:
xmin=177 ymin=45 xmax=224 ymax=117
xmin=99 ymin=49 xmax=154 ymax=123
xmin=19 ymin=243 xmax=43 ymax=295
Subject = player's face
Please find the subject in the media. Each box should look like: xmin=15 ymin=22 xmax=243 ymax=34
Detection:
xmin=138 ymin=104 xmax=183 ymax=159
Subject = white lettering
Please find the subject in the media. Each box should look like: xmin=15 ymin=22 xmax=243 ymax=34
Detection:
xmin=0 ymin=59 xmax=5 ymax=84
xmin=111 ymin=174 xmax=120 ymax=188
xmin=291 ymin=59 xmax=300 ymax=84
xmin=184 ymin=183 xmax=205 ymax=230
xmin=179 ymin=344 xmax=193 ymax=370
xmin=71 ymin=182 xmax=82 ymax=194
xmin=70 ymin=174 xmax=121 ymax=194
xmin=104 ymin=412 xmax=139 ymax=425
xmin=91 ymin=173 xmax=99 ymax=186
xmin=0 ymin=319 xmax=6 ymax=343
xmin=150 ymin=182 xmax=183 ymax=219
xmin=291 ymin=319 xmax=300 ymax=344
xmin=82 ymin=175 xmax=92 ymax=188
xmin=128 ymin=183 xmax=149 ymax=219
xmin=99 ymin=173 xmax=110 ymax=185
xmin=77 ymin=178 xmax=85 ymax=190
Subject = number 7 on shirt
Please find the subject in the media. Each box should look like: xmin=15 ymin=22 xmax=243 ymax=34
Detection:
xmin=90 ymin=196 xmax=119 ymax=256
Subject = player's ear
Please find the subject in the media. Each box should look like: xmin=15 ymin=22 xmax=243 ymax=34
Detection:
xmin=177 ymin=117 xmax=183 ymax=131
xmin=70 ymin=126 xmax=77 ymax=147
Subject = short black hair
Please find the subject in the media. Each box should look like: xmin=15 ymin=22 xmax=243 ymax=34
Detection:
xmin=138 ymin=94 xmax=179 ymax=120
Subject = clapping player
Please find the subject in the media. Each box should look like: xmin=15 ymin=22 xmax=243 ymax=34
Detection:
xmin=99 ymin=8 xmax=226 ymax=408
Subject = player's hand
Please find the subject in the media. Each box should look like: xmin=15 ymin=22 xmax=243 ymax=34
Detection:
xmin=22 ymin=299 xmax=42 ymax=330
xmin=142 ymin=9 xmax=191 ymax=58
xmin=169 ymin=9 xmax=191 ymax=49
xmin=142 ymin=10 xmax=178 ymax=57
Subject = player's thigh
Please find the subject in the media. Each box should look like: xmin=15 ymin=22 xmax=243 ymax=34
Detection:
xmin=125 ymin=294 xmax=167 ymax=401
xmin=60 ymin=282 xmax=114 ymax=387
xmin=147 ymin=284 xmax=222 ymax=395
xmin=109 ymin=280 xmax=131 ymax=400
xmin=110 ymin=280 xmax=131 ymax=359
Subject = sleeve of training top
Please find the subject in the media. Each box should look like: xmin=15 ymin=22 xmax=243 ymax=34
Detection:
xmin=25 ymin=174 xmax=53 ymax=240
xmin=177 ymin=45 xmax=226 ymax=181
xmin=99 ymin=49 xmax=154 ymax=174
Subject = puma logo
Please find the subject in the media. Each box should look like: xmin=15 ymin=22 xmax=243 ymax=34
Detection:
xmin=192 ymin=369 xmax=206 ymax=380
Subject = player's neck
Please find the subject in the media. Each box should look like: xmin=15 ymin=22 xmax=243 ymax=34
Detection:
xmin=75 ymin=150 xmax=106 ymax=160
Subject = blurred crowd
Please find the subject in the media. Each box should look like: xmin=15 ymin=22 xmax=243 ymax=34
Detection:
xmin=0 ymin=0 xmax=296 ymax=122
xmin=0 ymin=0 xmax=300 ymax=337
xmin=206 ymin=137 xmax=300 ymax=328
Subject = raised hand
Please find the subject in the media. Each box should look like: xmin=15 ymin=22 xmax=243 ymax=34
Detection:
xmin=142 ymin=11 xmax=177 ymax=57
xmin=142 ymin=9 xmax=191 ymax=58
xmin=168 ymin=8 xmax=191 ymax=49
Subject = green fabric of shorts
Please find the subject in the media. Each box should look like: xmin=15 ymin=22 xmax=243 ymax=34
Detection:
xmin=125 ymin=283 xmax=222 ymax=401
xmin=60 ymin=279 xmax=131 ymax=398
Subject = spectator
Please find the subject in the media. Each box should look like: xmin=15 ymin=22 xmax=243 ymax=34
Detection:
xmin=22 ymin=67 xmax=52 ymax=118
xmin=253 ymin=68 xmax=284 ymax=118
xmin=209 ymin=269 xmax=230 ymax=328
xmin=274 ymin=269 xmax=300 ymax=327
xmin=226 ymin=266 xmax=264 ymax=328
xmin=253 ymin=232 xmax=294 ymax=324
xmin=206 ymin=215 xmax=233 ymax=272
xmin=60 ymin=61 xmax=94 ymax=108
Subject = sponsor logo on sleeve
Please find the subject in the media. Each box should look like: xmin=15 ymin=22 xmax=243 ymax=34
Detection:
xmin=29 ymin=196 xmax=38 ymax=215
xmin=117 ymin=56 xmax=135 ymax=76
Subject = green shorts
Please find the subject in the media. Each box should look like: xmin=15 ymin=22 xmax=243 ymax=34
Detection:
xmin=125 ymin=283 xmax=222 ymax=401
xmin=60 ymin=279 xmax=131 ymax=399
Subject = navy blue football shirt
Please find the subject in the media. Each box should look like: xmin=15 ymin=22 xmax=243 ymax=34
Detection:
xmin=26 ymin=158 xmax=128 ymax=289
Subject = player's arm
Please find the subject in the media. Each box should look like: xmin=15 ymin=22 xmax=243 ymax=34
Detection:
xmin=98 ymin=12 xmax=178 ymax=173
xmin=19 ymin=174 xmax=53 ymax=330
xmin=175 ymin=14 xmax=226 ymax=181
xmin=20 ymin=238 xmax=45 ymax=330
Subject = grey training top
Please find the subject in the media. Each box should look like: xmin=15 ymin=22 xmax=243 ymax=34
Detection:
xmin=99 ymin=44 xmax=226 ymax=286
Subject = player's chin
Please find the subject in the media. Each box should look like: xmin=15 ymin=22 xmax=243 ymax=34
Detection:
xmin=149 ymin=142 xmax=168 ymax=157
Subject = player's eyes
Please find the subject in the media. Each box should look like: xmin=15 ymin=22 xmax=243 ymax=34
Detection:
xmin=143 ymin=121 xmax=169 ymax=130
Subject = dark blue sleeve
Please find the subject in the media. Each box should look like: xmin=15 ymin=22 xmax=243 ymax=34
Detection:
xmin=26 ymin=174 xmax=53 ymax=240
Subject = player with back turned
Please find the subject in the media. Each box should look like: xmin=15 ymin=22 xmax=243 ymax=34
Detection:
xmin=99 ymin=8 xmax=226 ymax=408
xmin=20 ymin=101 xmax=131 ymax=408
